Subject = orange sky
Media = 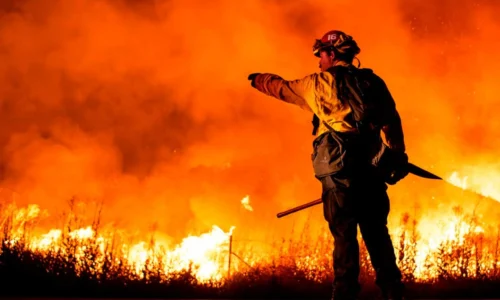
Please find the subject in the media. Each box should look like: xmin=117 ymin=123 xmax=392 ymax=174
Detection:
xmin=0 ymin=0 xmax=499 ymax=243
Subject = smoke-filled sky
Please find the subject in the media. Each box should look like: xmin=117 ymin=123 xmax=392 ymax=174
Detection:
xmin=1 ymin=0 xmax=499 ymax=242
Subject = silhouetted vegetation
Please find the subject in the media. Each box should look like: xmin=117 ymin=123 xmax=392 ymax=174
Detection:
xmin=1 ymin=200 xmax=500 ymax=299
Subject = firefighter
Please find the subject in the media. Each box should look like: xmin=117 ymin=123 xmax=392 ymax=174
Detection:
xmin=248 ymin=30 xmax=408 ymax=300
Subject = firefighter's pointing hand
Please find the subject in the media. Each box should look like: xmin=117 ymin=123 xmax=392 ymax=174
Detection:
xmin=248 ymin=73 xmax=260 ymax=88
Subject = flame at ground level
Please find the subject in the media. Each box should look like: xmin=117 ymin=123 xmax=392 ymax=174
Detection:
xmin=2 ymin=187 xmax=500 ymax=284
xmin=3 ymin=217 xmax=236 ymax=282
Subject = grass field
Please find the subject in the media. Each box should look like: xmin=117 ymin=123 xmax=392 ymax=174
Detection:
xmin=1 ymin=200 xmax=500 ymax=299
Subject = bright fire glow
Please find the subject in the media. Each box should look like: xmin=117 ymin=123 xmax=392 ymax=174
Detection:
xmin=2 ymin=203 xmax=237 ymax=283
xmin=3 ymin=171 xmax=500 ymax=284
xmin=447 ymin=171 xmax=500 ymax=203
xmin=0 ymin=0 xmax=499 ymax=287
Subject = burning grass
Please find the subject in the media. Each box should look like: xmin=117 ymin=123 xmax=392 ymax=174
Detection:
xmin=1 ymin=197 xmax=500 ymax=299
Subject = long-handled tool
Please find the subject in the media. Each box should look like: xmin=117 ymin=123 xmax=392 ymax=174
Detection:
xmin=276 ymin=163 xmax=441 ymax=218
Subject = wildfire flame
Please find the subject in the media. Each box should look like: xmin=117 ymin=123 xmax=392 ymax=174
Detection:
xmin=448 ymin=172 xmax=469 ymax=190
xmin=410 ymin=210 xmax=486 ymax=278
xmin=2 ymin=172 xmax=500 ymax=284
xmin=1 ymin=0 xmax=500 ymax=292
xmin=240 ymin=195 xmax=253 ymax=211
xmin=2 ymin=203 xmax=237 ymax=283
xmin=391 ymin=171 xmax=499 ymax=279
xmin=447 ymin=171 xmax=500 ymax=202
xmin=3 ymin=186 xmax=500 ymax=285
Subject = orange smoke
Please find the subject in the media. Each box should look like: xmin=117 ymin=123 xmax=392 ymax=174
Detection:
xmin=0 ymin=0 xmax=500 ymax=249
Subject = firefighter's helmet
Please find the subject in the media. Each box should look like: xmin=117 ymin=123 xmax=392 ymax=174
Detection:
xmin=312 ymin=30 xmax=360 ymax=59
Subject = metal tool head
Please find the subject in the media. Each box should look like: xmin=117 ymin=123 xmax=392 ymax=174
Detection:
xmin=408 ymin=163 xmax=442 ymax=180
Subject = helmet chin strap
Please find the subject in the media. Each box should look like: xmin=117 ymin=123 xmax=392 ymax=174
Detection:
xmin=354 ymin=57 xmax=361 ymax=68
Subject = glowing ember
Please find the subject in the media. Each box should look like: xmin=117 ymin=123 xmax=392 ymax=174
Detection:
xmin=241 ymin=195 xmax=253 ymax=211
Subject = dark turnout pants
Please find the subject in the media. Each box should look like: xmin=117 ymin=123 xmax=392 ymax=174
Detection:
xmin=320 ymin=173 xmax=403 ymax=298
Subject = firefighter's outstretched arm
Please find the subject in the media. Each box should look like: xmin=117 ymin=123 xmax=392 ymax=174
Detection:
xmin=248 ymin=72 xmax=333 ymax=115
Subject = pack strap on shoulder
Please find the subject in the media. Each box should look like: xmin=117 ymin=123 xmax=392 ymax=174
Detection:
xmin=326 ymin=65 xmax=375 ymax=132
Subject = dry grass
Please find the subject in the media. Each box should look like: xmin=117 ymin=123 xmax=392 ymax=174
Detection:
xmin=1 ymin=199 xmax=500 ymax=299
